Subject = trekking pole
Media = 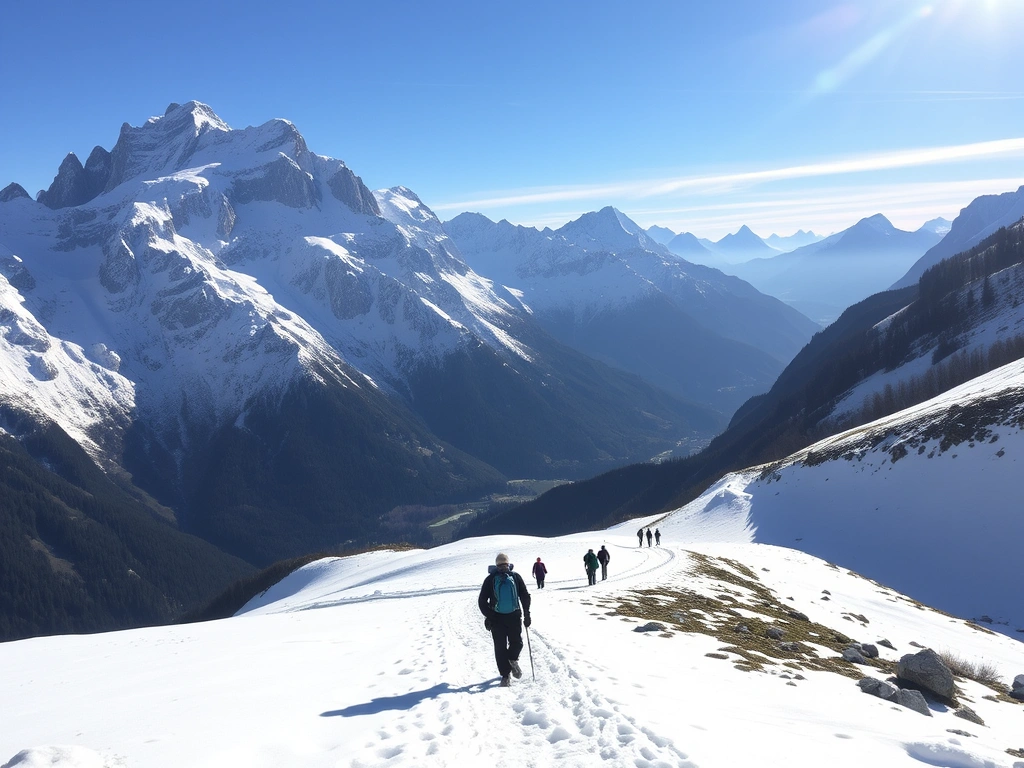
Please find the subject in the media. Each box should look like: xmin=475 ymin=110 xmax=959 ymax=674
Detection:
xmin=526 ymin=625 xmax=535 ymax=680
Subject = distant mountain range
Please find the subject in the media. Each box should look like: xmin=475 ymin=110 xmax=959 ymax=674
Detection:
xmin=644 ymin=225 xmax=825 ymax=270
xmin=444 ymin=208 xmax=819 ymax=415
xmin=725 ymin=214 xmax=946 ymax=324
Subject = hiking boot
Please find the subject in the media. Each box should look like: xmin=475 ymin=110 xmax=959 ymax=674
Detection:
xmin=500 ymin=675 xmax=511 ymax=687
xmin=510 ymin=659 xmax=523 ymax=679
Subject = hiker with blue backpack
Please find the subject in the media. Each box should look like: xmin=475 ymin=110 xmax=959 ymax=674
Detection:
xmin=478 ymin=553 xmax=532 ymax=687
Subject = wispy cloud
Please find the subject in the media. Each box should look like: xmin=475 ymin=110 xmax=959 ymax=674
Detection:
xmin=433 ymin=138 xmax=1024 ymax=213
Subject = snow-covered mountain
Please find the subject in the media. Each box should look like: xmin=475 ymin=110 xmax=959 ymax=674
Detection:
xmin=444 ymin=208 xmax=820 ymax=415
xmin=894 ymin=186 xmax=1024 ymax=289
xmin=728 ymin=215 xmax=944 ymax=325
xmin=0 ymin=102 xmax=722 ymax=575
xmin=3 ymin=483 xmax=1022 ymax=768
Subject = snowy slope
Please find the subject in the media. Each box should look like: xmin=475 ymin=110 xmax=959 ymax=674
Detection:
xmin=3 ymin=505 xmax=1023 ymax=767
xmin=681 ymin=355 xmax=1024 ymax=634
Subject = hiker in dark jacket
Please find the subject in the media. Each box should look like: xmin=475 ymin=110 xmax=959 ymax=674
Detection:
xmin=478 ymin=553 xmax=532 ymax=687
xmin=583 ymin=549 xmax=600 ymax=586
xmin=532 ymin=557 xmax=547 ymax=589
xmin=637 ymin=528 xmax=644 ymax=547
xmin=646 ymin=528 xmax=653 ymax=547
xmin=596 ymin=545 xmax=610 ymax=581
xmin=654 ymin=528 xmax=662 ymax=546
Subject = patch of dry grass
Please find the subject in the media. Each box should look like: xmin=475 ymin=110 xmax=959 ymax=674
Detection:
xmin=600 ymin=551 xmax=895 ymax=680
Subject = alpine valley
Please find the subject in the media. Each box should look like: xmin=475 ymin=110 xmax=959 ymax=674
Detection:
xmin=0 ymin=102 xmax=817 ymax=640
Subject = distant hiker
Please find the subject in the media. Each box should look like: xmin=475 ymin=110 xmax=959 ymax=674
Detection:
xmin=584 ymin=549 xmax=600 ymax=586
xmin=597 ymin=545 xmax=610 ymax=581
xmin=479 ymin=553 xmax=532 ymax=687
xmin=532 ymin=557 xmax=547 ymax=589
xmin=637 ymin=528 xmax=644 ymax=547
xmin=646 ymin=528 xmax=653 ymax=547
xmin=654 ymin=528 xmax=662 ymax=546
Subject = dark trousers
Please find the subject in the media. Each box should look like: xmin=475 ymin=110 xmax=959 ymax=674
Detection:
xmin=600 ymin=563 xmax=608 ymax=580
xmin=535 ymin=577 xmax=544 ymax=589
xmin=586 ymin=568 xmax=597 ymax=585
xmin=490 ymin=611 xmax=523 ymax=676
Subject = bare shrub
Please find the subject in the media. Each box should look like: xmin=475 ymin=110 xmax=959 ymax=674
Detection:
xmin=938 ymin=650 xmax=1002 ymax=687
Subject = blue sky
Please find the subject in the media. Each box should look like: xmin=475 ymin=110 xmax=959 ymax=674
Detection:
xmin=2 ymin=0 xmax=1024 ymax=239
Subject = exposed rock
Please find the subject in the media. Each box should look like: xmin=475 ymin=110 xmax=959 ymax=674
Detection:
xmin=633 ymin=622 xmax=666 ymax=633
xmin=895 ymin=688 xmax=932 ymax=716
xmin=0 ymin=182 xmax=30 ymax=202
xmin=843 ymin=647 xmax=867 ymax=664
xmin=860 ymin=643 xmax=879 ymax=659
xmin=858 ymin=677 xmax=897 ymax=700
xmin=954 ymin=706 xmax=985 ymax=726
xmin=231 ymin=155 xmax=321 ymax=209
xmin=897 ymin=648 xmax=955 ymax=701
xmin=787 ymin=610 xmax=809 ymax=621
xmin=735 ymin=624 xmax=751 ymax=634
xmin=778 ymin=642 xmax=801 ymax=652
xmin=0 ymin=254 xmax=36 ymax=292
xmin=328 ymin=166 xmax=381 ymax=216
xmin=1013 ymin=674 xmax=1024 ymax=691
xmin=877 ymin=639 xmax=896 ymax=650
xmin=946 ymin=729 xmax=974 ymax=737
xmin=766 ymin=627 xmax=785 ymax=640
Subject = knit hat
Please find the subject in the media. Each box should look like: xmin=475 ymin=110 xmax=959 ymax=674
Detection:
xmin=495 ymin=553 xmax=510 ymax=565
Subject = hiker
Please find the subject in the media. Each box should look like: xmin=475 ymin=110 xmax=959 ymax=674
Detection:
xmin=646 ymin=528 xmax=653 ymax=547
xmin=597 ymin=545 xmax=610 ymax=581
xmin=532 ymin=557 xmax=547 ymax=589
xmin=654 ymin=528 xmax=662 ymax=546
xmin=478 ymin=553 xmax=532 ymax=687
xmin=584 ymin=548 xmax=600 ymax=586
xmin=637 ymin=528 xmax=644 ymax=547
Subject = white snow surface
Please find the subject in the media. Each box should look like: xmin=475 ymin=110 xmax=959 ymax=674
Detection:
xmin=4 ymin=478 xmax=1024 ymax=767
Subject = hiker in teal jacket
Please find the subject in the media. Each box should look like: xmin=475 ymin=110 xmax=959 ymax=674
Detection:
xmin=584 ymin=549 xmax=600 ymax=586
xmin=478 ymin=553 xmax=532 ymax=687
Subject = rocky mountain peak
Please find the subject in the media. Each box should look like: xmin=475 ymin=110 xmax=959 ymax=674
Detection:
xmin=0 ymin=183 xmax=30 ymax=203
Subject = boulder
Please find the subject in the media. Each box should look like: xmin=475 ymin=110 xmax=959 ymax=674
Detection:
xmin=954 ymin=706 xmax=984 ymax=726
xmin=1012 ymin=674 xmax=1024 ymax=691
xmin=896 ymin=649 xmax=955 ymax=701
xmin=858 ymin=677 xmax=897 ymax=701
xmin=633 ymin=622 xmax=666 ymax=633
xmin=843 ymin=647 xmax=867 ymax=664
xmin=766 ymin=627 xmax=785 ymax=640
xmin=895 ymin=688 xmax=932 ymax=716
xmin=860 ymin=644 xmax=879 ymax=659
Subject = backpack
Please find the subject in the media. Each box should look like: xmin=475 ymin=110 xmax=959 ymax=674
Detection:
xmin=493 ymin=572 xmax=520 ymax=614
